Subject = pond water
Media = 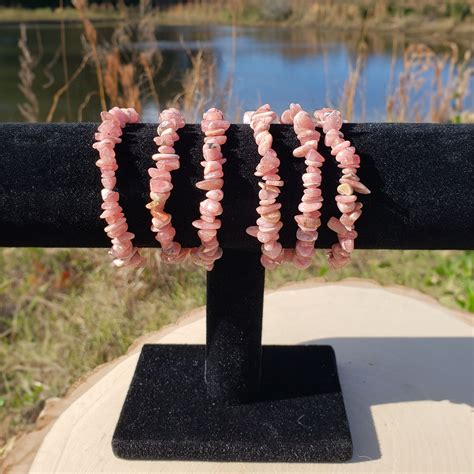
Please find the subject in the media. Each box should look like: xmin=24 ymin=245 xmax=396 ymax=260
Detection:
xmin=0 ymin=21 xmax=472 ymax=122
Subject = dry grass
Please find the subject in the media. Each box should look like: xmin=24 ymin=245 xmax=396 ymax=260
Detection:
xmin=0 ymin=248 xmax=207 ymax=456
xmin=73 ymin=0 xmax=107 ymax=110
xmin=337 ymin=39 xmax=473 ymax=123
xmin=386 ymin=42 xmax=473 ymax=122
xmin=2 ymin=1 xmax=472 ymax=35
xmin=159 ymin=0 xmax=474 ymax=34
xmin=171 ymin=45 xmax=222 ymax=121
xmin=17 ymin=24 xmax=39 ymax=123
xmin=46 ymin=51 xmax=92 ymax=122
xmin=74 ymin=0 xmax=164 ymax=116
xmin=341 ymin=37 xmax=369 ymax=121
xmin=59 ymin=0 xmax=72 ymax=119
xmin=72 ymin=0 xmax=230 ymax=121
xmin=103 ymin=51 xmax=141 ymax=111
xmin=0 ymin=5 xmax=119 ymax=23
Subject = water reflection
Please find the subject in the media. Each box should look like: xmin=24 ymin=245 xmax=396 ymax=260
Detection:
xmin=0 ymin=21 xmax=472 ymax=122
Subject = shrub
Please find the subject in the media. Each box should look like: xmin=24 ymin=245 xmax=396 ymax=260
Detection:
xmin=259 ymin=0 xmax=292 ymax=22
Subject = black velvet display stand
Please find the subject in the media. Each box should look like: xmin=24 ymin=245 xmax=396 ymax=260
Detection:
xmin=0 ymin=122 xmax=473 ymax=463
xmin=112 ymin=250 xmax=351 ymax=461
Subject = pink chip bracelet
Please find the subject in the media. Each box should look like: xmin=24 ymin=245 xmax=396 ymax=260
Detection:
xmin=281 ymin=103 xmax=324 ymax=269
xmin=93 ymin=106 xmax=145 ymax=268
xmin=190 ymin=108 xmax=229 ymax=271
xmin=314 ymin=108 xmax=371 ymax=268
xmin=93 ymin=104 xmax=370 ymax=271
xmin=245 ymin=104 xmax=285 ymax=269
xmin=148 ymin=108 xmax=190 ymax=264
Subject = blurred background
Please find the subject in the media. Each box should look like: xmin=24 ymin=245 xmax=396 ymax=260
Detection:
xmin=0 ymin=0 xmax=472 ymax=458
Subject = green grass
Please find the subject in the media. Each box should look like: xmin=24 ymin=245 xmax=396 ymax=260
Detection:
xmin=0 ymin=247 xmax=472 ymax=455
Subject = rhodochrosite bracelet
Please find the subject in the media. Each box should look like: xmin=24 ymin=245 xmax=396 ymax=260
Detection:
xmin=148 ymin=108 xmax=189 ymax=264
xmin=314 ymin=108 xmax=370 ymax=268
xmin=281 ymin=103 xmax=323 ymax=269
xmin=245 ymin=104 xmax=285 ymax=269
xmin=93 ymin=107 xmax=145 ymax=268
xmin=92 ymin=104 xmax=370 ymax=271
xmin=191 ymin=108 xmax=229 ymax=271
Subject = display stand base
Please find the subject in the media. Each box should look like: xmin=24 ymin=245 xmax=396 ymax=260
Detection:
xmin=112 ymin=344 xmax=352 ymax=462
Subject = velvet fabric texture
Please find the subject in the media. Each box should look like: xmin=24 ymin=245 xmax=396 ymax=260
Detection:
xmin=206 ymin=249 xmax=265 ymax=402
xmin=112 ymin=344 xmax=352 ymax=462
xmin=0 ymin=122 xmax=473 ymax=249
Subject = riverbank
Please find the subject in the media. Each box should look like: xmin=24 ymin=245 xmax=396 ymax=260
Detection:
xmin=0 ymin=4 xmax=472 ymax=38
xmin=0 ymin=6 xmax=122 ymax=23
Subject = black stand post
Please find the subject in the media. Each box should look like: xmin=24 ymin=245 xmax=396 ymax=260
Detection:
xmin=205 ymin=250 xmax=264 ymax=402
xmin=112 ymin=249 xmax=352 ymax=462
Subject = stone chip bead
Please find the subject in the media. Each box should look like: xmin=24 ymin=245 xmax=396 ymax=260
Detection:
xmin=314 ymin=107 xmax=370 ymax=269
xmin=92 ymin=106 xmax=145 ymax=268
xmin=191 ymin=108 xmax=230 ymax=271
xmin=281 ymin=103 xmax=322 ymax=269
xmin=245 ymin=104 xmax=285 ymax=269
xmin=148 ymin=108 xmax=189 ymax=264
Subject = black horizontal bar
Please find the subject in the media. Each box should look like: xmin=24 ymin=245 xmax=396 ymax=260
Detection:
xmin=0 ymin=122 xmax=472 ymax=250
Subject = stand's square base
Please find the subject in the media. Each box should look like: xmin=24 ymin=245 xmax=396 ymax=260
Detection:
xmin=112 ymin=344 xmax=352 ymax=462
